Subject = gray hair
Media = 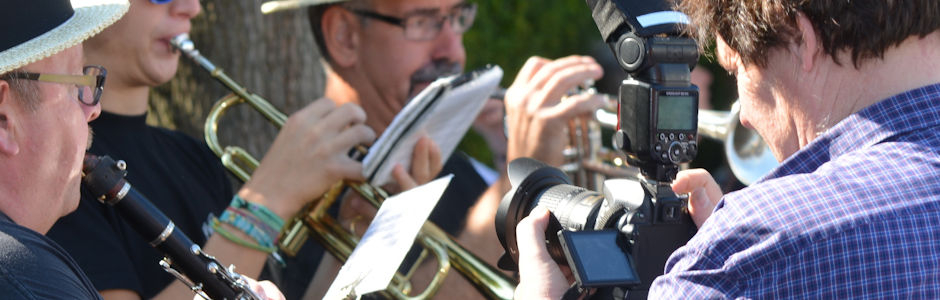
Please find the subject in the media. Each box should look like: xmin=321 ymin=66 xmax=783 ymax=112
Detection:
xmin=2 ymin=72 xmax=40 ymax=111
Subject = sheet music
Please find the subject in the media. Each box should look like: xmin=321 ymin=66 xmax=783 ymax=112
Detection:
xmin=323 ymin=175 xmax=453 ymax=299
xmin=362 ymin=66 xmax=504 ymax=186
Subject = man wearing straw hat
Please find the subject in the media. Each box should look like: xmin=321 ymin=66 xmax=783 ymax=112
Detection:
xmin=0 ymin=1 xmax=288 ymax=299
xmin=0 ymin=0 xmax=128 ymax=297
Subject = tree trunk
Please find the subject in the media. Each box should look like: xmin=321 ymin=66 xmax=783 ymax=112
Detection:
xmin=149 ymin=0 xmax=324 ymax=160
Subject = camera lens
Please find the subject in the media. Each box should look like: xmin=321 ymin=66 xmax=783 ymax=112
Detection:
xmin=495 ymin=158 xmax=606 ymax=269
xmin=534 ymin=184 xmax=605 ymax=231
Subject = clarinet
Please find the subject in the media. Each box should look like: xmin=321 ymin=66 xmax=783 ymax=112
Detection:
xmin=81 ymin=154 xmax=261 ymax=300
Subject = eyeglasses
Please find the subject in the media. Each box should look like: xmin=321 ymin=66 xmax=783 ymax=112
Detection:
xmin=150 ymin=0 xmax=173 ymax=4
xmin=350 ymin=2 xmax=477 ymax=41
xmin=0 ymin=65 xmax=107 ymax=106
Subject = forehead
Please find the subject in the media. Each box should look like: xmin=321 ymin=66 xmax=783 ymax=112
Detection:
xmin=371 ymin=0 xmax=465 ymax=15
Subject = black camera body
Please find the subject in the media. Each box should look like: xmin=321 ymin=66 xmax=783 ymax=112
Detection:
xmin=494 ymin=0 xmax=701 ymax=299
xmin=497 ymin=159 xmax=696 ymax=299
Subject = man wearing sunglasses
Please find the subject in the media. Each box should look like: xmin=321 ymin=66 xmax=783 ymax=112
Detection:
xmin=45 ymin=0 xmax=376 ymax=299
xmin=288 ymin=0 xmax=608 ymax=298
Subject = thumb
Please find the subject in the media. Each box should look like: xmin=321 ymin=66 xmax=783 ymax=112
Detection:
xmin=688 ymin=186 xmax=717 ymax=227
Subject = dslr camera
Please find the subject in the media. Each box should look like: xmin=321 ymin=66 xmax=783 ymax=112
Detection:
xmin=495 ymin=0 xmax=700 ymax=298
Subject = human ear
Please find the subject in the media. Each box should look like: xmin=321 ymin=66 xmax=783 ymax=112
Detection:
xmin=715 ymin=35 xmax=741 ymax=75
xmin=322 ymin=6 xmax=360 ymax=67
xmin=0 ymin=82 xmax=20 ymax=156
xmin=795 ymin=12 xmax=820 ymax=72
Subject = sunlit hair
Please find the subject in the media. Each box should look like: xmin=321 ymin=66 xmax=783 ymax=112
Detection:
xmin=1 ymin=71 xmax=41 ymax=111
xmin=678 ymin=0 xmax=940 ymax=68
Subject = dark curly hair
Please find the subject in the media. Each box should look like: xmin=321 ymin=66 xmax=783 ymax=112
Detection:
xmin=678 ymin=0 xmax=940 ymax=68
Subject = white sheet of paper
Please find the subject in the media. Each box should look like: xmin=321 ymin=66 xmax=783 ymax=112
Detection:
xmin=362 ymin=66 xmax=503 ymax=186
xmin=323 ymin=175 xmax=453 ymax=300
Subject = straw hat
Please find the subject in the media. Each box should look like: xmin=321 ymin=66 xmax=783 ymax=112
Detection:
xmin=0 ymin=0 xmax=129 ymax=74
xmin=260 ymin=0 xmax=347 ymax=14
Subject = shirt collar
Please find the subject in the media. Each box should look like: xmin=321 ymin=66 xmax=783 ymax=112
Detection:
xmin=761 ymin=83 xmax=940 ymax=181
xmin=0 ymin=210 xmax=11 ymax=223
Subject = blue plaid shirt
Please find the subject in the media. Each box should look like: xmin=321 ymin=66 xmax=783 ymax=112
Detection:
xmin=651 ymin=84 xmax=940 ymax=298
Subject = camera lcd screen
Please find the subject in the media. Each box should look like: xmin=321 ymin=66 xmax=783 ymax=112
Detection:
xmin=559 ymin=230 xmax=641 ymax=287
xmin=656 ymin=95 xmax=696 ymax=130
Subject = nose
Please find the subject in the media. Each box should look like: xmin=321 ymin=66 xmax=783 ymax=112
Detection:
xmin=430 ymin=20 xmax=466 ymax=67
xmin=170 ymin=0 xmax=202 ymax=19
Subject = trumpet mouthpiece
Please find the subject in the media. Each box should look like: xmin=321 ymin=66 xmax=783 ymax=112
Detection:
xmin=169 ymin=34 xmax=193 ymax=52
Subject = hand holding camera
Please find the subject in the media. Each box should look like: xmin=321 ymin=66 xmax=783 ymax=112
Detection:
xmin=499 ymin=0 xmax=705 ymax=298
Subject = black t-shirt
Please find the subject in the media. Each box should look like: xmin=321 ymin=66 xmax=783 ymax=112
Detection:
xmin=46 ymin=112 xmax=233 ymax=298
xmin=0 ymin=212 xmax=102 ymax=300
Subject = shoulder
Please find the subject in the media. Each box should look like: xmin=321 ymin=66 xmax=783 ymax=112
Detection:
xmin=0 ymin=226 xmax=89 ymax=299
xmin=657 ymin=139 xmax=940 ymax=297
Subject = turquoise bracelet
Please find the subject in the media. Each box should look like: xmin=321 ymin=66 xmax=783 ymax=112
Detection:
xmin=229 ymin=195 xmax=285 ymax=231
xmin=219 ymin=207 xmax=276 ymax=248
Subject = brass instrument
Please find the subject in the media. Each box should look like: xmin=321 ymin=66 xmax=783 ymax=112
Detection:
xmin=170 ymin=34 xmax=515 ymax=300
xmin=696 ymin=101 xmax=779 ymax=185
xmin=561 ymin=95 xmax=638 ymax=191
xmin=568 ymin=98 xmax=778 ymax=187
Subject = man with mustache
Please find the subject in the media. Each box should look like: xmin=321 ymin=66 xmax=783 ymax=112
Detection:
xmin=291 ymin=0 xmax=608 ymax=298
xmin=513 ymin=0 xmax=940 ymax=298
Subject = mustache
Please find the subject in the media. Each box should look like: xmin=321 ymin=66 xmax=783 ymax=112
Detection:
xmin=411 ymin=60 xmax=463 ymax=85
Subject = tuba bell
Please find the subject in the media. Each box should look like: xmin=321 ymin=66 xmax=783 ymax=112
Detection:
xmin=170 ymin=34 xmax=515 ymax=300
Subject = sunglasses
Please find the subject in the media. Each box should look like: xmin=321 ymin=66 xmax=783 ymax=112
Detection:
xmin=150 ymin=0 xmax=172 ymax=4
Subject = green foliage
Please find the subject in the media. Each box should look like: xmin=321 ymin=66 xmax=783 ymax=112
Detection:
xmin=463 ymin=0 xmax=600 ymax=86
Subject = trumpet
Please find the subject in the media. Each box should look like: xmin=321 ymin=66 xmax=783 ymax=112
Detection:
xmin=170 ymin=34 xmax=515 ymax=300
xmin=566 ymin=97 xmax=778 ymax=188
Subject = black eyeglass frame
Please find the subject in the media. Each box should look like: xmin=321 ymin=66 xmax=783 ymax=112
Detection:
xmin=0 ymin=65 xmax=107 ymax=106
xmin=349 ymin=2 xmax=477 ymax=41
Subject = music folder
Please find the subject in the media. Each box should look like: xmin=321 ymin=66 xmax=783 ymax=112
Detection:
xmin=362 ymin=65 xmax=504 ymax=186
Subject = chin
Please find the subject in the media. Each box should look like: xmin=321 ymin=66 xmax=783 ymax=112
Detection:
xmin=151 ymin=64 xmax=180 ymax=86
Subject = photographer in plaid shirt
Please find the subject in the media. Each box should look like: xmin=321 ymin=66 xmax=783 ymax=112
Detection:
xmin=512 ymin=0 xmax=940 ymax=298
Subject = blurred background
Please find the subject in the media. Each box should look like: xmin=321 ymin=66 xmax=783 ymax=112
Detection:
xmin=149 ymin=0 xmax=741 ymax=190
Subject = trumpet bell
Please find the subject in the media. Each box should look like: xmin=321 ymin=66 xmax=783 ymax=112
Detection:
xmin=698 ymin=102 xmax=778 ymax=185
